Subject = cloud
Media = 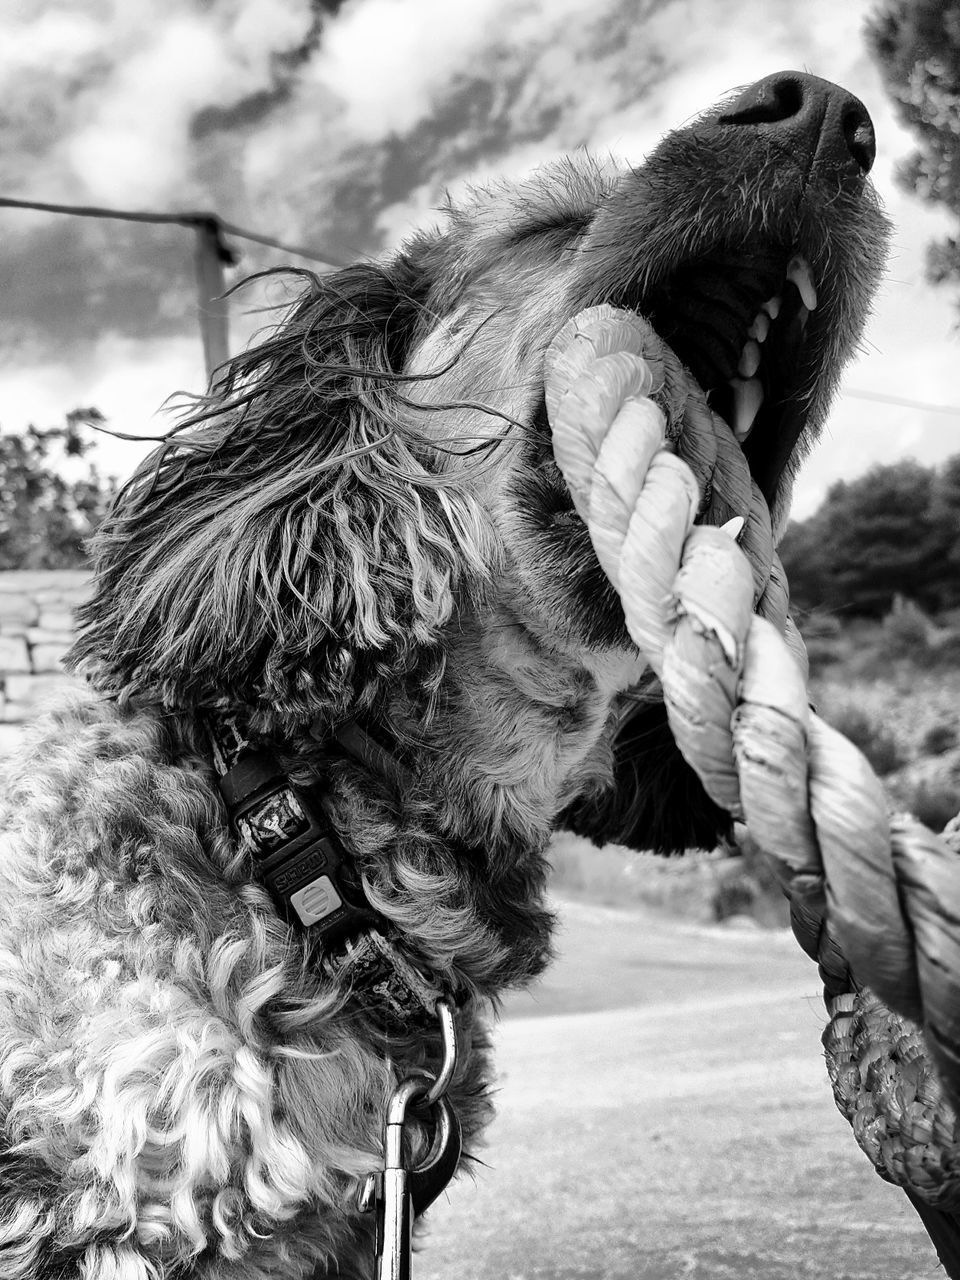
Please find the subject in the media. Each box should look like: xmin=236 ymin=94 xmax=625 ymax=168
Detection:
xmin=307 ymin=0 xmax=514 ymax=140
xmin=0 ymin=0 xmax=328 ymax=354
xmin=2 ymin=0 xmax=958 ymax=521
xmin=66 ymin=18 xmax=240 ymax=206
xmin=242 ymin=0 xmax=680 ymax=256
xmin=1 ymin=1 xmax=316 ymax=207
xmin=0 ymin=332 xmax=203 ymax=478
xmin=0 ymin=7 xmax=102 ymax=79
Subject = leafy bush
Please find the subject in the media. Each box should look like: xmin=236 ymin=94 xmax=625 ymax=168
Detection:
xmin=904 ymin=778 xmax=959 ymax=833
xmin=825 ymin=702 xmax=906 ymax=776
xmin=712 ymin=837 xmax=790 ymax=928
xmin=881 ymin=598 xmax=932 ymax=659
xmin=800 ymin=611 xmax=842 ymax=639
xmin=803 ymin=635 xmax=848 ymax=674
xmin=931 ymin=631 xmax=960 ymax=670
xmin=795 ymin=612 xmax=850 ymax=673
xmin=780 ymin=455 xmax=960 ymax=617
xmin=712 ymin=872 xmax=755 ymax=921
xmin=0 ymin=413 xmax=113 ymax=569
xmin=921 ymin=720 xmax=958 ymax=757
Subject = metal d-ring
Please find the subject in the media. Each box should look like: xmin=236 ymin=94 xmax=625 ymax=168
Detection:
xmin=379 ymin=998 xmax=459 ymax=1170
xmin=421 ymin=997 xmax=458 ymax=1107
xmin=358 ymin=998 xmax=464 ymax=1277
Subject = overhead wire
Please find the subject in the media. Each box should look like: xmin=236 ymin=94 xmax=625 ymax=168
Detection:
xmin=0 ymin=196 xmax=345 ymax=269
xmin=2 ymin=196 xmax=960 ymax=418
xmin=840 ymin=387 xmax=960 ymax=416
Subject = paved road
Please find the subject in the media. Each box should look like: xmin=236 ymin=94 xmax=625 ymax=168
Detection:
xmin=418 ymin=899 xmax=936 ymax=1279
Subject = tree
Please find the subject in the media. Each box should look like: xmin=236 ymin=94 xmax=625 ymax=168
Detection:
xmin=866 ymin=1 xmax=960 ymax=297
xmin=780 ymin=457 xmax=960 ymax=617
xmin=0 ymin=411 xmax=115 ymax=569
xmin=930 ymin=453 xmax=960 ymax=606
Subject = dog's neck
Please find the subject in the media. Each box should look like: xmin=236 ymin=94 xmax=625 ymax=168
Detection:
xmin=405 ymin=592 xmax=647 ymax=853
xmin=205 ymin=589 xmax=646 ymax=1001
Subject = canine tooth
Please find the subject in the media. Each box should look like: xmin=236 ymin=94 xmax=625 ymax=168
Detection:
xmin=720 ymin=515 xmax=745 ymax=541
xmin=738 ymin=339 xmax=761 ymax=379
xmin=786 ymin=255 xmax=818 ymax=311
xmin=762 ymin=296 xmax=781 ymax=320
xmin=747 ymin=311 xmax=770 ymax=343
xmin=730 ymin=376 xmax=764 ymax=441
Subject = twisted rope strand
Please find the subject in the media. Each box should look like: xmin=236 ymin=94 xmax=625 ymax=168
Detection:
xmin=547 ymin=304 xmax=960 ymax=1205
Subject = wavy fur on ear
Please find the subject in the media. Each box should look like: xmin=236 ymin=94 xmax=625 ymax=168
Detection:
xmin=70 ymin=263 xmax=498 ymax=728
xmin=560 ymin=697 xmax=732 ymax=855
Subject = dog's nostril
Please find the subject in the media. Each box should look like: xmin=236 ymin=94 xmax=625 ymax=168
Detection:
xmin=721 ymin=75 xmax=804 ymax=127
xmin=844 ymin=109 xmax=877 ymax=175
xmin=719 ymin=71 xmax=877 ymax=178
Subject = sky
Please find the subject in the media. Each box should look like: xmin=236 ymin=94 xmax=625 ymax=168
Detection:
xmin=1 ymin=0 xmax=958 ymax=520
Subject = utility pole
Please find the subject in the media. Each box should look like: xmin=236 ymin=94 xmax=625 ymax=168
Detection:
xmin=191 ymin=215 xmax=238 ymax=383
xmin=0 ymin=197 xmax=339 ymax=386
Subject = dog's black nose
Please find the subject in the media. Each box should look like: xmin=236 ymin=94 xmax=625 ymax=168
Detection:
xmin=719 ymin=71 xmax=876 ymax=177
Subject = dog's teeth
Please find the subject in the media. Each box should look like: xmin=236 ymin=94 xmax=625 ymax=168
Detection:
xmin=786 ymin=255 xmax=818 ymax=311
xmin=729 ymin=376 xmax=764 ymax=441
xmin=720 ymin=515 xmax=745 ymax=541
xmin=762 ymin=295 xmax=782 ymax=320
xmin=747 ymin=311 xmax=770 ymax=343
xmin=738 ymin=339 xmax=761 ymax=379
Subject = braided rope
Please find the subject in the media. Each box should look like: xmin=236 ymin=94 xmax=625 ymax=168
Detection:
xmin=547 ymin=305 xmax=960 ymax=1206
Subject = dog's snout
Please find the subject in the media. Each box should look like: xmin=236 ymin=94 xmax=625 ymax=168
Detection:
xmin=719 ymin=71 xmax=877 ymax=177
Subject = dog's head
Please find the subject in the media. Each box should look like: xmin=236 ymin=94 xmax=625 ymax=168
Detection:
xmin=73 ymin=71 xmax=888 ymax=853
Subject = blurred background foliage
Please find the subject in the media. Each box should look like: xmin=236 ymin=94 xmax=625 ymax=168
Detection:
xmin=0 ymin=411 xmax=115 ymax=570
xmin=867 ymin=0 xmax=960 ymax=305
xmin=779 ymin=455 xmax=960 ymax=617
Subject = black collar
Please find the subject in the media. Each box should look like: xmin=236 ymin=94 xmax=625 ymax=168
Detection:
xmin=206 ymin=712 xmax=451 ymax=1030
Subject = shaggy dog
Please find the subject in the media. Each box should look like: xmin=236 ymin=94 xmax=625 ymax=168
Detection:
xmin=0 ymin=72 xmax=887 ymax=1279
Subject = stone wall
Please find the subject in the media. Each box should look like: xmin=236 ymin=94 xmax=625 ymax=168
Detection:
xmin=0 ymin=570 xmax=88 ymax=755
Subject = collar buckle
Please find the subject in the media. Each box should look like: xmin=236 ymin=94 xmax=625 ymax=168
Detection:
xmin=206 ymin=715 xmax=462 ymax=1029
xmin=218 ymin=748 xmax=376 ymax=943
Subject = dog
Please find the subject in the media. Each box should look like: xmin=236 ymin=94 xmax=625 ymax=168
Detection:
xmin=0 ymin=71 xmax=888 ymax=1279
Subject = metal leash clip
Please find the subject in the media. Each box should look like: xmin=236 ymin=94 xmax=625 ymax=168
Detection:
xmin=358 ymin=999 xmax=463 ymax=1280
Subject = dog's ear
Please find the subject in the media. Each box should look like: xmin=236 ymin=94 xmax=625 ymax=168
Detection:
xmin=559 ymin=698 xmax=732 ymax=855
xmin=70 ymin=261 xmax=495 ymax=726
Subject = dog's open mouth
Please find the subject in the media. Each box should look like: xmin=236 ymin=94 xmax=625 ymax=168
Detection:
xmin=536 ymin=244 xmax=831 ymax=559
xmin=634 ymin=246 xmax=820 ymax=511
xmin=595 ymin=240 xmax=828 ymax=534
